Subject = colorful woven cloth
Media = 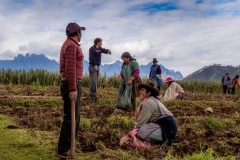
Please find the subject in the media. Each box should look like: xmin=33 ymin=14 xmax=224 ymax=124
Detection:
xmin=119 ymin=129 xmax=151 ymax=148
xmin=116 ymin=83 xmax=132 ymax=109
xmin=116 ymin=61 xmax=133 ymax=109
xmin=160 ymin=82 xmax=177 ymax=102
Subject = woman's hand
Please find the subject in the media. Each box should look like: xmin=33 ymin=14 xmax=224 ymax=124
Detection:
xmin=127 ymin=79 xmax=132 ymax=84
xmin=127 ymin=77 xmax=135 ymax=85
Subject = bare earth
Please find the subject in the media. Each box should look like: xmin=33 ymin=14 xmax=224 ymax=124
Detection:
xmin=0 ymin=86 xmax=240 ymax=159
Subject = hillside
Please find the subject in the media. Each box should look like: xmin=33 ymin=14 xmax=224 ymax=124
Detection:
xmin=0 ymin=53 xmax=183 ymax=80
xmin=183 ymin=64 xmax=240 ymax=81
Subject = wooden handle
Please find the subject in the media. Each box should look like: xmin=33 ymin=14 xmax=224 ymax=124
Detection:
xmin=70 ymin=100 xmax=76 ymax=158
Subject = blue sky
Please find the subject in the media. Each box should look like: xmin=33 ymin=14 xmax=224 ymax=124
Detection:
xmin=0 ymin=0 xmax=240 ymax=77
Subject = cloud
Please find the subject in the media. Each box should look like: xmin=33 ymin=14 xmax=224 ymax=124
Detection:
xmin=0 ymin=50 xmax=16 ymax=60
xmin=1 ymin=0 xmax=240 ymax=77
xmin=112 ymin=39 xmax=151 ymax=55
xmin=18 ymin=45 xmax=28 ymax=51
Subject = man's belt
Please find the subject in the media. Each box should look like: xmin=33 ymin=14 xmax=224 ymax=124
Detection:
xmin=61 ymin=77 xmax=81 ymax=82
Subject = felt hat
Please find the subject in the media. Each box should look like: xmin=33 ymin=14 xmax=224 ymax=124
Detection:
xmin=138 ymin=78 xmax=159 ymax=95
xmin=165 ymin=77 xmax=174 ymax=83
xmin=152 ymin=58 xmax=159 ymax=63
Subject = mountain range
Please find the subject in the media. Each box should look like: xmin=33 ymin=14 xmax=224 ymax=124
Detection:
xmin=0 ymin=53 xmax=183 ymax=80
xmin=183 ymin=64 xmax=240 ymax=81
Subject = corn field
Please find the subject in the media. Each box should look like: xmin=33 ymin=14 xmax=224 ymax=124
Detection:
xmin=0 ymin=69 xmax=239 ymax=94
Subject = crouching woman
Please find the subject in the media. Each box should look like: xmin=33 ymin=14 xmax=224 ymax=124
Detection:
xmin=120 ymin=78 xmax=178 ymax=147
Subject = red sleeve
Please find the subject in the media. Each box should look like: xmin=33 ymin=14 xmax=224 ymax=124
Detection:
xmin=120 ymin=71 xmax=123 ymax=78
xmin=132 ymin=69 xmax=140 ymax=79
xmin=65 ymin=44 xmax=77 ymax=92
xmin=236 ymin=79 xmax=240 ymax=88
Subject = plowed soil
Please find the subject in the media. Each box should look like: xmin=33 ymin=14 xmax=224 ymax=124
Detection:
xmin=0 ymin=86 xmax=240 ymax=159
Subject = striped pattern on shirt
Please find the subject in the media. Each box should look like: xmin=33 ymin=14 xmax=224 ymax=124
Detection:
xmin=60 ymin=38 xmax=84 ymax=92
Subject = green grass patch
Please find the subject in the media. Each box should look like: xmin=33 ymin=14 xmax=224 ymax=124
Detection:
xmin=205 ymin=117 xmax=237 ymax=130
xmin=204 ymin=117 xmax=222 ymax=130
xmin=2 ymin=98 xmax=62 ymax=107
xmin=0 ymin=114 xmax=58 ymax=160
xmin=221 ymin=118 xmax=237 ymax=129
xmin=107 ymin=115 xmax=134 ymax=130
xmin=208 ymin=101 xmax=219 ymax=107
xmin=0 ymin=114 xmax=110 ymax=160
xmin=81 ymin=117 xmax=93 ymax=131
xmin=166 ymin=148 xmax=236 ymax=160
xmin=96 ymin=97 xmax=116 ymax=105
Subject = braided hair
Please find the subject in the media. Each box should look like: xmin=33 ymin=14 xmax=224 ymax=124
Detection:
xmin=121 ymin=52 xmax=136 ymax=68
xmin=121 ymin=52 xmax=136 ymax=60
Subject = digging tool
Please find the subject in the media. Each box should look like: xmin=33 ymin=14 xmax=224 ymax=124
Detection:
xmin=70 ymin=100 xmax=76 ymax=158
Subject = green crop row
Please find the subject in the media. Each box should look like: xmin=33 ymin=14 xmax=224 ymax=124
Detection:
xmin=0 ymin=69 xmax=239 ymax=94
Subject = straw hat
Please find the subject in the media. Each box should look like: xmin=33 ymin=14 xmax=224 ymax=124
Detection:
xmin=138 ymin=78 xmax=159 ymax=95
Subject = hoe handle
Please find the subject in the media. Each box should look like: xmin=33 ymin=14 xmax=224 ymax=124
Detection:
xmin=70 ymin=100 xmax=76 ymax=158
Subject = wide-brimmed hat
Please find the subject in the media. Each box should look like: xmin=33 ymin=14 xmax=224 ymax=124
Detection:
xmin=152 ymin=58 xmax=159 ymax=63
xmin=165 ymin=77 xmax=174 ymax=83
xmin=138 ymin=78 xmax=159 ymax=95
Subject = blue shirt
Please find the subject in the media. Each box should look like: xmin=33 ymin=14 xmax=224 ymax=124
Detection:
xmin=222 ymin=76 xmax=230 ymax=85
xmin=89 ymin=45 xmax=109 ymax=65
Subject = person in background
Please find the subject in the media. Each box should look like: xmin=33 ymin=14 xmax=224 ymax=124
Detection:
xmin=221 ymin=72 xmax=231 ymax=94
xmin=57 ymin=22 xmax=85 ymax=158
xmin=88 ymin=38 xmax=111 ymax=98
xmin=120 ymin=78 xmax=178 ymax=147
xmin=149 ymin=58 xmax=163 ymax=91
xmin=117 ymin=52 xmax=140 ymax=114
xmin=231 ymin=75 xmax=240 ymax=95
xmin=160 ymin=77 xmax=184 ymax=102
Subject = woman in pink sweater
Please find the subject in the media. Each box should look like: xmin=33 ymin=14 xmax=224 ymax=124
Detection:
xmin=231 ymin=75 xmax=240 ymax=95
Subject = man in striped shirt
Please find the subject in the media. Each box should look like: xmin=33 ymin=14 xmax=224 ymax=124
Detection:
xmin=57 ymin=22 xmax=85 ymax=158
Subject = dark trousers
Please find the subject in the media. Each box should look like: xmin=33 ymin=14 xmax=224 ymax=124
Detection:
xmin=223 ymin=85 xmax=230 ymax=94
xmin=231 ymin=87 xmax=236 ymax=95
xmin=131 ymin=98 xmax=136 ymax=111
xmin=156 ymin=116 xmax=178 ymax=145
xmin=58 ymin=79 xmax=82 ymax=154
xmin=89 ymin=64 xmax=99 ymax=97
